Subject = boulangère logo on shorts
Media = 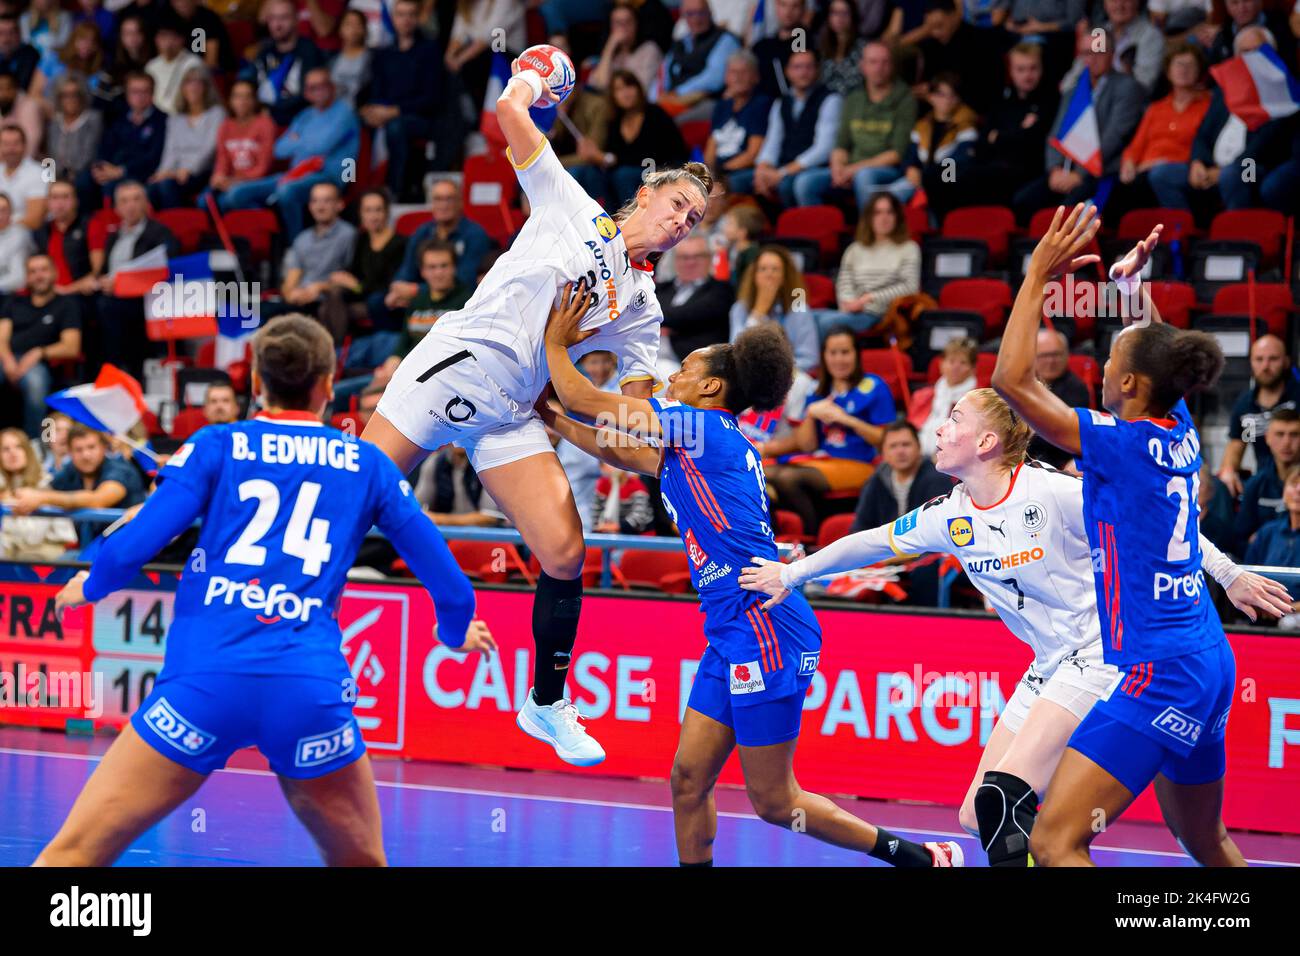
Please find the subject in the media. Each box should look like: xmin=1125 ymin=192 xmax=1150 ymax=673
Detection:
xmin=1152 ymin=706 xmax=1203 ymax=745
xmin=730 ymin=661 xmax=765 ymax=695
xmin=143 ymin=698 xmax=216 ymax=755
xmin=296 ymin=721 xmax=357 ymax=768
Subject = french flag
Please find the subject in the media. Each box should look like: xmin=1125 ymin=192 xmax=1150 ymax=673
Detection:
xmin=109 ymin=245 xmax=170 ymax=298
xmin=1210 ymin=45 xmax=1300 ymax=131
xmin=481 ymin=51 xmax=556 ymax=150
xmin=1050 ymin=72 xmax=1103 ymax=177
xmin=144 ymin=250 xmax=250 ymax=349
xmin=47 ymin=364 xmax=148 ymax=435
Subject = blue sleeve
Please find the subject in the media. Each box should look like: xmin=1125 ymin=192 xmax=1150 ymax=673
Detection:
xmin=648 ymin=397 xmax=692 ymax=448
xmin=369 ymin=451 xmax=475 ymax=647
xmin=82 ymin=478 xmax=206 ymax=602
xmin=756 ymin=99 xmax=783 ymax=167
xmin=1074 ymin=406 xmax=1127 ymax=481
xmin=50 ymin=464 xmax=78 ymax=492
xmin=156 ymin=426 xmax=223 ymax=501
xmin=794 ymin=93 xmax=841 ymax=169
xmin=866 ymin=377 xmax=897 ymax=424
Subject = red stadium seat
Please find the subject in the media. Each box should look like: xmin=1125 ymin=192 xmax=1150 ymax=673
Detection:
xmin=859 ymin=347 xmax=913 ymax=401
xmin=222 ymin=209 xmax=279 ymax=262
xmin=775 ymin=205 xmax=846 ymax=259
xmin=802 ymin=272 xmax=836 ymax=308
xmin=617 ymin=549 xmax=693 ymax=593
xmin=1116 ymin=208 xmax=1196 ymax=242
xmin=1211 ymin=283 xmax=1295 ymax=338
xmin=1026 ymin=207 xmax=1059 ymax=238
xmin=816 ymin=513 xmax=856 ymax=549
xmin=926 ymin=351 xmax=996 ymax=387
xmin=904 ymin=204 xmax=932 ymax=240
xmin=680 ymin=119 xmax=711 ymax=152
xmin=395 ymin=210 xmax=432 ymax=237
xmin=155 ymin=208 xmax=211 ymax=254
xmin=170 ymin=407 xmax=209 ymax=441
xmin=447 ymin=540 xmax=529 ymax=583
xmin=938 ymin=277 xmax=1013 ymax=336
xmin=1147 ymin=280 xmax=1195 ymax=328
xmin=1066 ymin=354 xmax=1099 ymax=407
xmin=941 ymin=206 xmax=1016 ymax=264
xmin=462 ymin=152 xmax=521 ymax=246
xmin=225 ymin=18 xmax=257 ymax=61
xmin=1210 ymin=209 xmax=1287 ymax=267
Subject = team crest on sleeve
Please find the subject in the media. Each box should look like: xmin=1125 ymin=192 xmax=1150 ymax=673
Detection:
xmin=947 ymin=516 xmax=974 ymax=547
xmin=169 ymin=443 xmax=195 ymax=468
xmin=629 ymin=289 xmax=648 ymax=312
xmin=1089 ymin=410 xmax=1115 ymax=426
xmin=592 ymin=213 xmax=619 ymax=241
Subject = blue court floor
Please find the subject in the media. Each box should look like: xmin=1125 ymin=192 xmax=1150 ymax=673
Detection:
xmin=3 ymin=729 xmax=1297 ymax=867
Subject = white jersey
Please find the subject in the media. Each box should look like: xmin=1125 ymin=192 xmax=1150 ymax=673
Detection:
xmin=888 ymin=460 xmax=1101 ymax=675
xmin=431 ymin=139 xmax=664 ymax=404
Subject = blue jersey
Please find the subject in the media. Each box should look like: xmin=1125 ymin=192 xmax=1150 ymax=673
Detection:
xmin=652 ymin=398 xmax=821 ymax=710
xmin=652 ymin=398 xmax=783 ymax=604
xmin=814 ymin=374 xmax=896 ymax=464
xmin=136 ymin=411 xmax=431 ymax=678
xmin=1075 ymin=400 xmax=1225 ymax=668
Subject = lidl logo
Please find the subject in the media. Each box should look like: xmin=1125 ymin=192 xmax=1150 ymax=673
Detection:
xmin=947 ymin=516 xmax=974 ymax=547
xmin=593 ymin=213 xmax=619 ymax=241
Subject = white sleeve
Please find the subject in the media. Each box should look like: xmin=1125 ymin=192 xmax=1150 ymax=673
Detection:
xmin=506 ymin=138 xmax=589 ymax=211
xmin=781 ymin=525 xmax=897 ymax=589
xmin=1199 ymin=533 xmax=1244 ymax=589
xmin=614 ymin=316 xmax=663 ymax=390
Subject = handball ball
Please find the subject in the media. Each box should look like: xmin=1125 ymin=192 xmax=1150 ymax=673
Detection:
xmin=517 ymin=44 xmax=575 ymax=109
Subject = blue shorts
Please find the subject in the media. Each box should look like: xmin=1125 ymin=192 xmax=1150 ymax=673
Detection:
xmin=1067 ymin=640 xmax=1235 ymax=797
xmin=688 ymin=598 xmax=821 ymax=747
xmin=131 ymin=671 xmax=365 ymax=779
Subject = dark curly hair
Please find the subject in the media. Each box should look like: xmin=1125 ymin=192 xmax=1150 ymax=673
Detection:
xmin=705 ymin=324 xmax=795 ymax=414
xmin=1123 ymin=323 xmax=1224 ymax=413
xmin=252 ymin=313 xmax=336 ymax=410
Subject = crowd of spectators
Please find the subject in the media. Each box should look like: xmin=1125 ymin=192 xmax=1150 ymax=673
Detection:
xmin=0 ymin=0 xmax=1294 ymax=627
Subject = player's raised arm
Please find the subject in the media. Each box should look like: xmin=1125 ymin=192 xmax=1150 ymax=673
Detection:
xmin=991 ymin=204 xmax=1101 ymax=458
xmin=498 ymin=56 xmax=561 ymax=167
xmin=536 ymin=396 xmax=663 ymax=477
xmin=544 ymin=280 xmax=662 ymax=438
xmin=740 ymin=523 xmax=918 ymax=610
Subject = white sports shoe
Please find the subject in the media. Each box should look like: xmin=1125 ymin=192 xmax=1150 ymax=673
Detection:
xmin=516 ymin=688 xmax=606 ymax=766
xmin=925 ymin=841 xmax=965 ymax=867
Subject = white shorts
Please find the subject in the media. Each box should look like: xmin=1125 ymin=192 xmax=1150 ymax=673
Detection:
xmin=1000 ymin=644 xmax=1123 ymax=734
xmin=376 ymin=332 xmax=555 ymax=474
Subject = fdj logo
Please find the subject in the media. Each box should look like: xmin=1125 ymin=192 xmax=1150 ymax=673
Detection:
xmin=296 ymin=721 xmax=357 ymax=768
xmin=799 ymin=652 xmax=819 ymax=676
xmin=1152 ymin=706 xmax=1203 ymax=745
xmin=947 ymin=516 xmax=974 ymax=547
xmin=143 ymin=698 xmax=216 ymax=755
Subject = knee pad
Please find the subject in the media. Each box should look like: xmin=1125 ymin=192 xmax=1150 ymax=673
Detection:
xmin=974 ymin=770 xmax=1039 ymax=867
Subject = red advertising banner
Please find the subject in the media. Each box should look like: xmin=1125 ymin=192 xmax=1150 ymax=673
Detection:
xmin=3 ymin=567 xmax=1298 ymax=834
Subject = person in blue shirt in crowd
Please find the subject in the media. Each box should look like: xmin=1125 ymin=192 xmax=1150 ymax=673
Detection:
xmin=35 ymin=314 xmax=494 ymax=867
xmin=1245 ymin=468 xmax=1300 ymax=605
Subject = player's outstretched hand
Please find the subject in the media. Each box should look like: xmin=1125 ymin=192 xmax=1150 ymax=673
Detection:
xmin=1225 ymin=571 xmax=1295 ymax=623
xmin=1112 ymin=223 xmax=1163 ymax=281
xmin=54 ymin=570 xmax=90 ymax=620
xmin=1028 ymin=203 xmax=1102 ymax=279
xmin=546 ymin=279 xmax=601 ymax=349
xmin=739 ymin=557 xmax=791 ymax=610
xmin=461 ymin=619 xmax=498 ymax=657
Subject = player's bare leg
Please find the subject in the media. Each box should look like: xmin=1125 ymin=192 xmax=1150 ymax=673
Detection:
xmin=671 ymin=708 xmax=736 ymax=865
xmin=479 ymin=452 xmax=604 ymax=764
xmin=968 ymin=698 xmax=1081 ymax=865
xmin=958 ymin=716 xmax=1016 ymax=835
xmin=34 ymin=724 xmax=206 ymax=866
xmin=360 ymin=411 xmax=433 ymax=476
xmin=737 ymin=737 xmax=962 ymax=866
xmin=278 ymin=754 xmax=387 ymax=866
xmin=1153 ymin=774 xmax=1245 ymax=867
xmin=1030 ymin=748 xmax=1138 ymax=866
